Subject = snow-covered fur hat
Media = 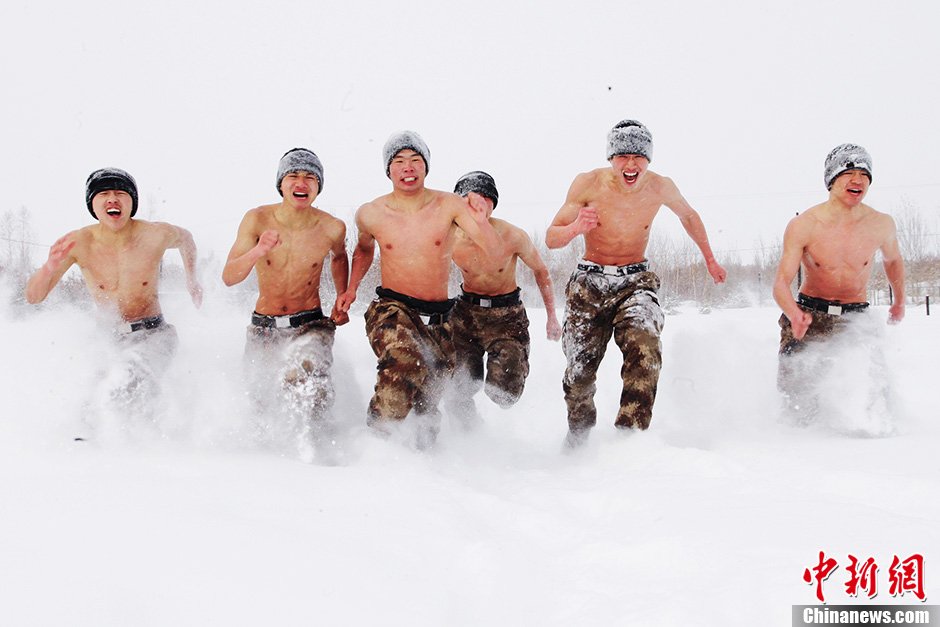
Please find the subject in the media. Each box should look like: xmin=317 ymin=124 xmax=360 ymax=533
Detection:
xmin=606 ymin=119 xmax=653 ymax=162
xmin=454 ymin=171 xmax=499 ymax=209
xmin=277 ymin=148 xmax=324 ymax=196
xmin=383 ymin=131 xmax=430 ymax=177
xmin=85 ymin=167 xmax=139 ymax=219
xmin=824 ymin=143 xmax=872 ymax=190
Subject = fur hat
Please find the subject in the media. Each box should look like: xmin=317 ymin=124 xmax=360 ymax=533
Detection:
xmin=85 ymin=168 xmax=139 ymax=219
xmin=824 ymin=143 xmax=872 ymax=190
xmin=277 ymin=148 xmax=324 ymax=196
xmin=383 ymin=131 xmax=430 ymax=177
xmin=606 ymin=119 xmax=653 ymax=162
xmin=453 ymin=171 xmax=499 ymax=209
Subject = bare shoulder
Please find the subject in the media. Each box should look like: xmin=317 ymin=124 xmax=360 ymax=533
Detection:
xmin=492 ymin=217 xmax=528 ymax=248
xmin=315 ymin=208 xmax=347 ymax=240
xmin=867 ymin=205 xmax=898 ymax=236
xmin=355 ymin=194 xmax=387 ymax=229
xmin=571 ymin=168 xmax=606 ymax=195
xmin=645 ymin=171 xmax=679 ymax=198
xmin=785 ymin=203 xmax=824 ymax=238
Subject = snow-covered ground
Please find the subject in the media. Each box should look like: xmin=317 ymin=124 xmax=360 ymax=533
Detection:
xmin=2 ymin=284 xmax=937 ymax=626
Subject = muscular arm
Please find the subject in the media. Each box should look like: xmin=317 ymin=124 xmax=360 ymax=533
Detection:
xmin=335 ymin=210 xmax=375 ymax=312
xmin=25 ymin=234 xmax=77 ymax=304
xmin=328 ymin=221 xmax=350 ymax=323
xmin=661 ymin=178 xmax=726 ymax=283
xmin=514 ymin=229 xmax=561 ymax=340
xmin=222 ymin=212 xmax=272 ymax=287
xmin=452 ymin=193 xmax=501 ymax=258
xmin=165 ymin=224 xmax=203 ymax=307
xmin=881 ymin=217 xmax=906 ymax=323
xmin=773 ymin=219 xmax=813 ymax=339
xmin=546 ymin=175 xmax=597 ymax=249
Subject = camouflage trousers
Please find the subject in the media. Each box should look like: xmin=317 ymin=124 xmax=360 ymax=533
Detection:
xmin=446 ymin=294 xmax=530 ymax=421
xmin=244 ymin=312 xmax=337 ymax=434
xmin=90 ymin=316 xmax=179 ymax=426
xmin=777 ymin=298 xmax=874 ymax=421
xmin=562 ymin=268 xmax=664 ymax=433
xmin=364 ymin=289 xmax=456 ymax=432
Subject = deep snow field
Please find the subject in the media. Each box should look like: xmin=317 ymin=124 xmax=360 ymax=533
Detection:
xmin=1 ymin=282 xmax=937 ymax=627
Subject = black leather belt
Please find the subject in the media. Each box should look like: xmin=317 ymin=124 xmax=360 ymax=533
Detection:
xmin=460 ymin=287 xmax=521 ymax=308
xmin=577 ymin=261 xmax=648 ymax=276
xmin=251 ymin=308 xmax=324 ymax=329
xmin=376 ymin=287 xmax=454 ymax=325
xmin=797 ymin=293 xmax=869 ymax=316
xmin=121 ymin=314 xmax=165 ymax=333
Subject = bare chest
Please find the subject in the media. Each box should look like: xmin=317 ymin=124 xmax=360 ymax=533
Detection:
xmin=373 ymin=210 xmax=456 ymax=258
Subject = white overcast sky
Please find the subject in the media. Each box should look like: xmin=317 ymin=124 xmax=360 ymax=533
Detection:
xmin=2 ymin=0 xmax=939 ymax=262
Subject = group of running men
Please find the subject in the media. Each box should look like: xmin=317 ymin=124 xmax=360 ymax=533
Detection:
xmin=25 ymin=120 xmax=906 ymax=453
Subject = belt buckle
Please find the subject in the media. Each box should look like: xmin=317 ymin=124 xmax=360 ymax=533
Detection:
xmin=479 ymin=298 xmax=492 ymax=308
xmin=418 ymin=313 xmax=432 ymax=325
xmin=275 ymin=316 xmax=292 ymax=329
xmin=603 ymin=265 xmax=620 ymax=276
xmin=827 ymin=304 xmax=843 ymax=316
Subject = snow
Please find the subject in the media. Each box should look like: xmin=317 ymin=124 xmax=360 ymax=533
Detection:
xmin=1 ymin=284 xmax=937 ymax=626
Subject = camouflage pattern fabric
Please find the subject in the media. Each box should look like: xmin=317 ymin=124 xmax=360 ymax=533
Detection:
xmin=777 ymin=305 xmax=870 ymax=422
xmin=446 ymin=298 xmax=530 ymax=422
xmin=364 ymin=296 xmax=456 ymax=433
xmin=91 ymin=320 xmax=179 ymax=425
xmin=244 ymin=316 xmax=337 ymax=435
xmin=562 ymin=269 xmax=664 ymax=434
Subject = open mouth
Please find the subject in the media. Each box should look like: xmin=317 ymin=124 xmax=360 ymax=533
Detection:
xmin=622 ymin=171 xmax=639 ymax=184
xmin=847 ymin=187 xmax=863 ymax=196
xmin=292 ymin=191 xmax=309 ymax=199
xmin=106 ymin=208 xmax=122 ymax=217
xmin=402 ymin=176 xmax=417 ymax=183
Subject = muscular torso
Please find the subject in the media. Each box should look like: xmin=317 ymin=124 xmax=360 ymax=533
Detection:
xmin=453 ymin=218 xmax=519 ymax=296
xmin=580 ymin=169 xmax=666 ymax=265
xmin=360 ymin=191 xmax=460 ymax=302
xmin=798 ymin=204 xmax=887 ymax=303
xmin=71 ymin=221 xmax=172 ymax=321
xmin=249 ymin=205 xmax=340 ymax=315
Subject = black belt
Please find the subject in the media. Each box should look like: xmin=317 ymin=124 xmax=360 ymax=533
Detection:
xmin=251 ymin=308 xmax=324 ymax=329
xmin=797 ymin=293 xmax=869 ymax=316
xmin=577 ymin=261 xmax=648 ymax=276
xmin=376 ymin=287 xmax=454 ymax=325
xmin=121 ymin=314 xmax=165 ymax=333
xmin=460 ymin=287 xmax=521 ymax=308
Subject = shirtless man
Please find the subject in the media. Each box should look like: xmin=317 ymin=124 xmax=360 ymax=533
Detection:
xmin=773 ymin=143 xmax=905 ymax=422
xmin=547 ymin=119 xmax=726 ymax=447
xmin=335 ymin=131 xmax=500 ymax=448
xmin=445 ymin=170 xmax=562 ymax=426
xmin=223 ymin=148 xmax=348 ymax=457
xmin=25 ymin=167 xmax=203 ymax=423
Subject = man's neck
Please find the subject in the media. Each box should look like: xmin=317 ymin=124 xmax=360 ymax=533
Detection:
xmin=93 ymin=220 xmax=135 ymax=245
xmin=275 ymin=201 xmax=314 ymax=226
xmin=389 ymin=187 xmax=430 ymax=211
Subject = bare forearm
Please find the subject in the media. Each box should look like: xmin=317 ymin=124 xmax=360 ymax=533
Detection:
xmin=346 ymin=245 xmax=375 ymax=293
xmin=222 ymin=249 xmax=263 ymax=286
xmin=884 ymin=259 xmax=906 ymax=303
xmin=773 ymin=277 xmax=803 ymax=320
xmin=178 ymin=232 xmax=199 ymax=281
xmin=545 ymin=223 xmax=579 ymax=249
xmin=331 ymin=253 xmax=349 ymax=295
xmin=533 ymin=268 xmax=557 ymax=313
xmin=25 ymin=263 xmax=58 ymax=304
xmin=681 ymin=214 xmax=717 ymax=263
